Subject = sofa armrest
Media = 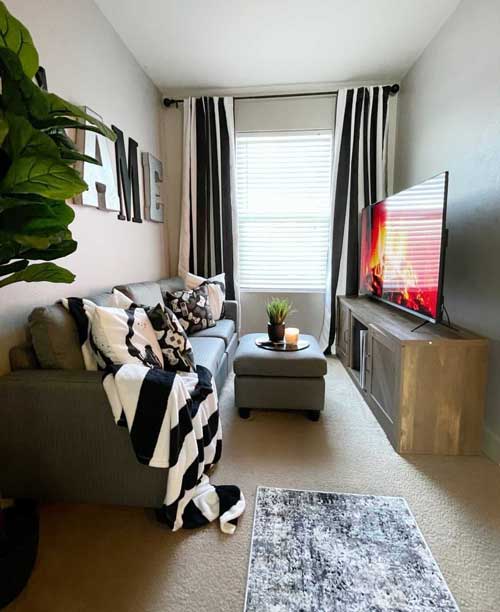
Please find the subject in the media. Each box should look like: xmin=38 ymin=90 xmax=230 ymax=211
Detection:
xmin=0 ymin=369 xmax=166 ymax=507
xmin=223 ymin=300 xmax=239 ymax=330
xmin=0 ymin=369 xmax=103 ymax=390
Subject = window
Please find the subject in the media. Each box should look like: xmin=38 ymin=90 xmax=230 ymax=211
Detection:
xmin=236 ymin=131 xmax=333 ymax=291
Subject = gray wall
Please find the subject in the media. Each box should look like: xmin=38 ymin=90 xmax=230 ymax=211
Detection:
xmin=394 ymin=0 xmax=500 ymax=462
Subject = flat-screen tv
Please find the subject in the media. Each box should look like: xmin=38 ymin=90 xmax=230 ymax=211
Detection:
xmin=359 ymin=172 xmax=448 ymax=323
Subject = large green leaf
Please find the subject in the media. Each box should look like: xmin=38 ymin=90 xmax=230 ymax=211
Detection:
xmin=0 ymin=49 xmax=114 ymax=141
xmin=0 ymin=259 xmax=28 ymax=275
xmin=2 ymin=228 xmax=71 ymax=251
xmin=0 ymin=262 xmax=75 ymax=288
xmin=0 ymin=241 xmax=17 ymax=264
xmin=33 ymin=116 xmax=110 ymax=135
xmin=21 ymin=239 xmax=77 ymax=261
xmin=60 ymin=149 xmax=100 ymax=165
xmin=4 ymin=112 xmax=60 ymax=160
xmin=0 ymin=48 xmax=49 ymax=118
xmin=0 ymin=199 xmax=74 ymax=233
xmin=46 ymin=94 xmax=116 ymax=141
xmin=0 ymin=194 xmax=58 ymax=212
xmin=0 ymin=113 xmax=9 ymax=147
xmin=0 ymin=235 xmax=75 ymax=263
xmin=0 ymin=1 xmax=38 ymax=78
xmin=0 ymin=155 xmax=88 ymax=199
xmin=46 ymin=129 xmax=100 ymax=164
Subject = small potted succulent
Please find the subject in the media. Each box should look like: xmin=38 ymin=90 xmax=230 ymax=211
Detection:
xmin=266 ymin=297 xmax=294 ymax=343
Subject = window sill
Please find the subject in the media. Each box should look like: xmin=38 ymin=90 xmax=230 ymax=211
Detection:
xmin=240 ymin=288 xmax=326 ymax=294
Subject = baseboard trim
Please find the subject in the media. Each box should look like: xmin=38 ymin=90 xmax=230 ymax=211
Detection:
xmin=483 ymin=427 xmax=500 ymax=465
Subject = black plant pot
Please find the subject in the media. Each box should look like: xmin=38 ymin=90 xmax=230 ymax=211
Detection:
xmin=268 ymin=323 xmax=285 ymax=344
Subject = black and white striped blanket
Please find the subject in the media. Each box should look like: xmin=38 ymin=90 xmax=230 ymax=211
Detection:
xmin=61 ymin=297 xmax=245 ymax=533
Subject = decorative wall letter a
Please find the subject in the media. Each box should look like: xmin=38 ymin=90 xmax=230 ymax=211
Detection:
xmin=112 ymin=125 xmax=142 ymax=223
xmin=75 ymin=108 xmax=120 ymax=212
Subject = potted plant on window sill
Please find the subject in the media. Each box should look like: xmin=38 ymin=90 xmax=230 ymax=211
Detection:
xmin=266 ymin=297 xmax=294 ymax=344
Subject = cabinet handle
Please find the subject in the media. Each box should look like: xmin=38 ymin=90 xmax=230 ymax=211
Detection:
xmin=344 ymin=329 xmax=349 ymax=342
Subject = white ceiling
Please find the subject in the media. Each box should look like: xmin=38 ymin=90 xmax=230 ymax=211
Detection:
xmin=95 ymin=0 xmax=460 ymax=94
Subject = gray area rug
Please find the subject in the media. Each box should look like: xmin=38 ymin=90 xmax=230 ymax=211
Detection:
xmin=244 ymin=487 xmax=459 ymax=612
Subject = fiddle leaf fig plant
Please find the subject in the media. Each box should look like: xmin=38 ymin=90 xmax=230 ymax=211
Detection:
xmin=0 ymin=1 xmax=116 ymax=289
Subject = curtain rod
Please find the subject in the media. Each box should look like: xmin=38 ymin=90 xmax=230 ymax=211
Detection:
xmin=163 ymin=83 xmax=399 ymax=108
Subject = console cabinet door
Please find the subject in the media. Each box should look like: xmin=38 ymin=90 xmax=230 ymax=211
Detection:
xmin=366 ymin=326 xmax=400 ymax=447
xmin=336 ymin=300 xmax=351 ymax=367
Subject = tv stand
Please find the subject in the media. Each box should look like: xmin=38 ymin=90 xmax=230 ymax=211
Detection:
xmin=336 ymin=296 xmax=488 ymax=455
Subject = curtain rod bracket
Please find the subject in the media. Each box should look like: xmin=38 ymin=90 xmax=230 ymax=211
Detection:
xmin=163 ymin=97 xmax=180 ymax=108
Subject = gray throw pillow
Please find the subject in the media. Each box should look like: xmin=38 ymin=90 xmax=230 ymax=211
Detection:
xmin=164 ymin=286 xmax=215 ymax=335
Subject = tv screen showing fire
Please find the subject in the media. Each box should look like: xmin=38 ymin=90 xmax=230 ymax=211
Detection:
xmin=359 ymin=172 xmax=448 ymax=323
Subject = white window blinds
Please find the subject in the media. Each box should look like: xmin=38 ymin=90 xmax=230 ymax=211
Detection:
xmin=236 ymin=132 xmax=333 ymax=291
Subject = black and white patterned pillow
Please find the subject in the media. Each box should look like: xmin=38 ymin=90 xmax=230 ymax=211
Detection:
xmin=185 ymin=272 xmax=226 ymax=320
xmin=60 ymin=298 xmax=164 ymax=371
xmin=164 ymin=285 xmax=215 ymax=335
xmin=146 ymin=304 xmax=196 ymax=373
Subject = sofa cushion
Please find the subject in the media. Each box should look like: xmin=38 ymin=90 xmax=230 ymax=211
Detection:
xmin=87 ymin=291 xmax=118 ymax=307
xmin=114 ymin=281 xmax=163 ymax=308
xmin=189 ymin=337 xmax=225 ymax=376
xmin=29 ymin=305 xmax=84 ymax=370
xmin=159 ymin=276 xmax=185 ymax=295
xmin=190 ymin=319 xmax=235 ymax=347
xmin=9 ymin=343 xmax=39 ymax=370
xmin=233 ymin=333 xmax=327 ymax=378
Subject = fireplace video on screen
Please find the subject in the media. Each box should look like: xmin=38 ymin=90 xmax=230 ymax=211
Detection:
xmin=359 ymin=173 xmax=448 ymax=322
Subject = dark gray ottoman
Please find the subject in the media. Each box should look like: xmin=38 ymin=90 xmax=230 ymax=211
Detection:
xmin=233 ymin=333 xmax=327 ymax=420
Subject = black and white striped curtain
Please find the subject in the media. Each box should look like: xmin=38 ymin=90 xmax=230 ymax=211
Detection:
xmin=178 ymin=97 xmax=238 ymax=300
xmin=319 ymin=86 xmax=391 ymax=353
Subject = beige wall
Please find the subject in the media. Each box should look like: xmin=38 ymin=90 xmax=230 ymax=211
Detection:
xmin=0 ymin=0 xmax=168 ymax=375
xmin=161 ymin=106 xmax=183 ymax=276
xmin=394 ymin=0 xmax=500 ymax=462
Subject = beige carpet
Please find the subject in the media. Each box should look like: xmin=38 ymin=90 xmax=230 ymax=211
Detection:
xmin=7 ymin=357 xmax=500 ymax=612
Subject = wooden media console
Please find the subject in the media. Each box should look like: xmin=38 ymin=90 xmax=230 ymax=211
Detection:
xmin=336 ymin=296 xmax=488 ymax=455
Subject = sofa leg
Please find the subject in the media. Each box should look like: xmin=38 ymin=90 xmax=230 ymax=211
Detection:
xmin=238 ymin=408 xmax=251 ymax=419
xmin=307 ymin=410 xmax=320 ymax=422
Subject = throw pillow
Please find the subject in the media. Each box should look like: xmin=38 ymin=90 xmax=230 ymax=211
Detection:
xmin=164 ymin=285 xmax=215 ymax=334
xmin=185 ymin=272 xmax=226 ymax=321
xmin=91 ymin=306 xmax=164 ymax=369
xmin=60 ymin=297 xmax=103 ymax=371
xmin=112 ymin=289 xmax=134 ymax=309
xmin=146 ymin=304 xmax=196 ymax=373
xmin=61 ymin=292 xmax=144 ymax=371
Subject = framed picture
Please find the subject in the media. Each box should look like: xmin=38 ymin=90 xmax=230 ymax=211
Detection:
xmin=142 ymin=152 xmax=164 ymax=223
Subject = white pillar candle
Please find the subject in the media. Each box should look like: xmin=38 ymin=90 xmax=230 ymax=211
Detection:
xmin=285 ymin=327 xmax=300 ymax=345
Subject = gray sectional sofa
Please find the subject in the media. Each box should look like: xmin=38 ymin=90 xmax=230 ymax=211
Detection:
xmin=0 ymin=277 xmax=238 ymax=507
